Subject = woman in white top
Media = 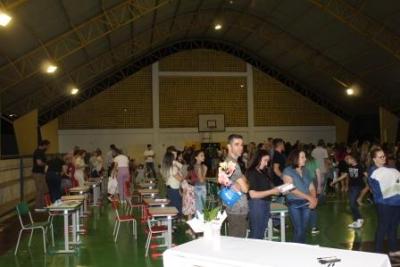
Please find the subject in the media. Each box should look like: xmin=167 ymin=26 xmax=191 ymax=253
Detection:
xmin=113 ymin=149 xmax=130 ymax=202
xmin=161 ymin=150 xmax=183 ymax=216
xmin=74 ymin=150 xmax=86 ymax=187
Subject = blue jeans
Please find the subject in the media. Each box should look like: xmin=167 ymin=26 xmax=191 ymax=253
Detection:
xmin=349 ymin=186 xmax=363 ymax=221
xmin=309 ymin=194 xmax=325 ymax=229
xmin=249 ymin=199 xmax=270 ymax=239
xmin=375 ymin=204 xmax=400 ymax=252
xmin=167 ymin=187 xmax=182 ymax=216
xmin=288 ymin=200 xmax=311 ymax=243
xmin=194 ymin=184 xmax=206 ymax=213
xmin=309 ymin=208 xmax=317 ymax=229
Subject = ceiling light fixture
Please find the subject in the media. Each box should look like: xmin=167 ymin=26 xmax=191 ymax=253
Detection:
xmin=70 ymin=88 xmax=79 ymax=95
xmin=214 ymin=24 xmax=222 ymax=31
xmin=346 ymin=88 xmax=354 ymax=96
xmin=46 ymin=64 xmax=58 ymax=74
xmin=0 ymin=12 xmax=12 ymax=27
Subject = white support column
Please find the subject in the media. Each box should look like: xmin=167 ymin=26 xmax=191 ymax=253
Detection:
xmin=246 ymin=63 xmax=254 ymax=141
xmin=152 ymin=62 xmax=161 ymax=162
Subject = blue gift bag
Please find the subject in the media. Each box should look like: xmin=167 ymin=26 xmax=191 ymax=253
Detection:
xmin=219 ymin=186 xmax=242 ymax=207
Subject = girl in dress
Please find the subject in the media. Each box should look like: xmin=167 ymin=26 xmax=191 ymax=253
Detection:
xmin=181 ymin=174 xmax=196 ymax=237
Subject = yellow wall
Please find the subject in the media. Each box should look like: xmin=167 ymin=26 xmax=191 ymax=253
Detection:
xmin=159 ymin=76 xmax=247 ymax=128
xmin=379 ymin=107 xmax=398 ymax=143
xmin=13 ymin=109 xmax=38 ymax=155
xmin=59 ymin=67 xmax=152 ymax=129
xmin=253 ymin=69 xmax=334 ymax=126
xmin=159 ymin=49 xmax=246 ymax=72
xmin=40 ymin=119 xmax=59 ymax=153
xmin=332 ymin=115 xmax=349 ymax=143
xmin=59 ymin=49 xmax=346 ymax=132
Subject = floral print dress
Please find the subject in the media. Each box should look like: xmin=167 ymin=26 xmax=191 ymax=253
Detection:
xmin=181 ymin=179 xmax=196 ymax=216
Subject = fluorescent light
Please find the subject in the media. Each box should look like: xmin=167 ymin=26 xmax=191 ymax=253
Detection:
xmin=0 ymin=12 xmax=12 ymax=27
xmin=214 ymin=24 xmax=222 ymax=31
xmin=8 ymin=113 xmax=17 ymax=118
xmin=70 ymin=88 xmax=79 ymax=95
xmin=346 ymin=88 xmax=354 ymax=96
xmin=46 ymin=64 xmax=58 ymax=74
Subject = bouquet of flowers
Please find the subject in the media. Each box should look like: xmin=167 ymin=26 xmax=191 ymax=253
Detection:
xmin=217 ymin=161 xmax=236 ymax=186
xmin=217 ymin=161 xmax=242 ymax=207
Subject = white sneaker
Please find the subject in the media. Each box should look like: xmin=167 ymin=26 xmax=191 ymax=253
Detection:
xmin=348 ymin=221 xmax=362 ymax=228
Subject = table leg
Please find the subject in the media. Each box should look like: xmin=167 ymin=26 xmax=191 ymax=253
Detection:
xmin=267 ymin=218 xmax=273 ymax=241
xmin=64 ymin=210 xmax=69 ymax=251
xmin=72 ymin=210 xmax=77 ymax=244
xmin=167 ymin=216 xmax=172 ymax=248
xmin=83 ymin=194 xmax=88 ymax=213
xmin=93 ymin=186 xmax=99 ymax=206
xmin=77 ymin=209 xmax=82 ymax=236
xmin=74 ymin=210 xmax=81 ymax=244
xmin=53 ymin=210 xmax=75 ymax=253
xmin=280 ymin=211 xmax=285 ymax=242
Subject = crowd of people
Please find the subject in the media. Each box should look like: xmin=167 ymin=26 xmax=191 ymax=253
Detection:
xmin=156 ymin=135 xmax=400 ymax=257
xmin=32 ymin=142 xmax=136 ymax=206
xmin=31 ymin=135 xmax=400 ymax=256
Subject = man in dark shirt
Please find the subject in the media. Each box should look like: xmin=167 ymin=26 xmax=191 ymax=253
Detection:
xmin=32 ymin=140 xmax=50 ymax=208
xmin=272 ymin=138 xmax=286 ymax=186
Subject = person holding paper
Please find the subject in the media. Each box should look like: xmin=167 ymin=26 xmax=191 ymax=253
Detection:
xmin=246 ymin=149 xmax=280 ymax=239
xmin=283 ymin=149 xmax=318 ymax=243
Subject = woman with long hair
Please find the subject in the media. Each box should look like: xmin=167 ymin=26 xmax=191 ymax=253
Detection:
xmin=161 ymin=150 xmax=183 ymax=216
xmin=246 ymin=149 xmax=280 ymax=239
xmin=283 ymin=149 xmax=318 ymax=243
xmin=187 ymin=150 xmax=208 ymax=213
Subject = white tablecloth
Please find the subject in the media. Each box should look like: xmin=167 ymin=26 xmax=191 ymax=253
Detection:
xmin=163 ymin=236 xmax=391 ymax=267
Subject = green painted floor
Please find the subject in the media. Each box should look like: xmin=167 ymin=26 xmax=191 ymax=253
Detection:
xmin=0 ymin=193 xmax=397 ymax=267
